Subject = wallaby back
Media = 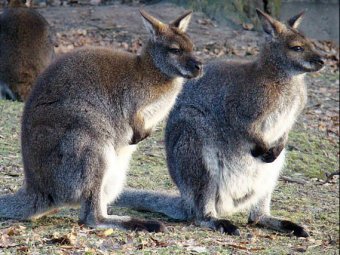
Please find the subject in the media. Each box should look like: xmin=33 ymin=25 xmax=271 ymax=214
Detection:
xmin=116 ymin=9 xmax=323 ymax=237
xmin=0 ymin=0 xmax=56 ymax=101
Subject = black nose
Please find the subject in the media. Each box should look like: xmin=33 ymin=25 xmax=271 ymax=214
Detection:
xmin=189 ymin=59 xmax=202 ymax=71
xmin=195 ymin=62 xmax=203 ymax=71
xmin=312 ymin=56 xmax=324 ymax=66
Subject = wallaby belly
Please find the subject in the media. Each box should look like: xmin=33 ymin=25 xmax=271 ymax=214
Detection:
xmin=211 ymin=149 xmax=285 ymax=216
xmin=100 ymin=144 xmax=136 ymax=215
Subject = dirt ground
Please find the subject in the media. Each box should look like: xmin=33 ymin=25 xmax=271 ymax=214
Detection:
xmin=0 ymin=2 xmax=339 ymax=254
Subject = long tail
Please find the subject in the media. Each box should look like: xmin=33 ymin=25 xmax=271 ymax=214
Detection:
xmin=0 ymin=188 xmax=53 ymax=220
xmin=115 ymin=188 xmax=190 ymax=221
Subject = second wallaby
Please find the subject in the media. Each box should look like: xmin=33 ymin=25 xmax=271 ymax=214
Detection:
xmin=115 ymin=9 xmax=324 ymax=237
xmin=0 ymin=0 xmax=56 ymax=101
xmin=0 ymin=10 xmax=202 ymax=232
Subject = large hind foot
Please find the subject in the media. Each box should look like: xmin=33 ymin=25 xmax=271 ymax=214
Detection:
xmin=248 ymin=215 xmax=309 ymax=237
xmin=249 ymin=193 xmax=308 ymax=237
xmin=80 ymin=196 xmax=167 ymax=233
xmin=80 ymin=214 xmax=166 ymax=233
xmin=200 ymin=218 xmax=240 ymax=236
xmin=120 ymin=218 xmax=167 ymax=232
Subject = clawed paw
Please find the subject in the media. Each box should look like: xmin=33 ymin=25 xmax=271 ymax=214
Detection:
xmin=260 ymin=149 xmax=277 ymax=163
xmin=212 ymin=219 xmax=240 ymax=236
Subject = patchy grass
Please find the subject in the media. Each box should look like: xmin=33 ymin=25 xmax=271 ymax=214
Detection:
xmin=286 ymin=130 xmax=338 ymax=179
xmin=0 ymin=100 xmax=22 ymax=169
xmin=0 ymin=93 xmax=339 ymax=254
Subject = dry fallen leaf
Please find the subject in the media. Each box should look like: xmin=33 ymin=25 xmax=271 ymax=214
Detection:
xmin=46 ymin=231 xmax=77 ymax=246
xmin=242 ymin=23 xmax=254 ymax=31
xmin=0 ymin=234 xmax=18 ymax=248
xmin=103 ymin=228 xmax=114 ymax=237
xmin=225 ymin=243 xmax=265 ymax=251
xmin=16 ymin=246 xmax=29 ymax=254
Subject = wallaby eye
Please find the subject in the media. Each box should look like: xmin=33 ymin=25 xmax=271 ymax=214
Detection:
xmin=169 ymin=48 xmax=182 ymax=55
xmin=290 ymin=46 xmax=304 ymax=52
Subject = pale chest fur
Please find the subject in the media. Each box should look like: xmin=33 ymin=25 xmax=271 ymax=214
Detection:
xmin=262 ymin=74 xmax=307 ymax=144
xmin=141 ymin=77 xmax=184 ymax=130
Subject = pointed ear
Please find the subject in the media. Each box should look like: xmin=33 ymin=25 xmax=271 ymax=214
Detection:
xmin=25 ymin=0 xmax=32 ymax=7
xmin=170 ymin=11 xmax=193 ymax=32
xmin=140 ymin=10 xmax=167 ymax=40
xmin=287 ymin=11 xmax=304 ymax=29
xmin=256 ymin=8 xmax=285 ymax=37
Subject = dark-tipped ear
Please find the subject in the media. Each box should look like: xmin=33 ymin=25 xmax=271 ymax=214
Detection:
xmin=170 ymin=11 xmax=192 ymax=32
xmin=140 ymin=10 xmax=167 ymax=41
xmin=287 ymin=11 xmax=304 ymax=29
xmin=256 ymin=8 xmax=284 ymax=37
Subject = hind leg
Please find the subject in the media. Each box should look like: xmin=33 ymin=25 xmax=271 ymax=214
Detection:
xmin=79 ymin=191 xmax=165 ymax=232
xmin=167 ymin=117 xmax=239 ymax=235
xmin=248 ymin=193 xmax=309 ymax=237
xmin=197 ymin=147 xmax=240 ymax=236
xmin=79 ymin=144 xmax=166 ymax=232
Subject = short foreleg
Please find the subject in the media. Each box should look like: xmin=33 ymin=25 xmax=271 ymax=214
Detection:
xmin=251 ymin=133 xmax=288 ymax=163
xmin=129 ymin=113 xmax=152 ymax=145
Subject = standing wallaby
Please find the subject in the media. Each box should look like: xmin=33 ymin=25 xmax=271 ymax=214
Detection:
xmin=0 ymin=0 xmax=56 ymax=101
xmin=115 ymin=9 xmax=324 ymax=237
xmin=0 ymin=10 xmax=202 ymax=232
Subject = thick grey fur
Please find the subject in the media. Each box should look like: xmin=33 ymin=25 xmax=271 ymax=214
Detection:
xmin=0 ymin=10 xmax=201 ymax=233
xmin=115 ymin=10 xmax=324 ymax=237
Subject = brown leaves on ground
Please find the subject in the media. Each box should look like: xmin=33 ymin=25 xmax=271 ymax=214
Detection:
xmin=0 ymin=225 xmax=26 ymax=252
xmin=313 ymin=40 xmax=339 ymax=69
xmin=45 ymin=230 xmax=77 ymax=246
xmin=56 ymin=28 xmax=143 ymax=55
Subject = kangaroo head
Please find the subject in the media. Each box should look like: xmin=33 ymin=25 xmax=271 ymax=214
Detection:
xmin=140 ymin=10 xmax=202 ymax=79
xmin=256 ymin=9 xmax=324 ymax=74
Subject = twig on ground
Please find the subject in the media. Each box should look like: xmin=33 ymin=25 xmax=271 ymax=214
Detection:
xmin=279 ymin=176 xmax=307 ymax=185
xmin=321 ymin=171 xmax=340 ymax=184
xmin=4 ymin=173 xmax=20 ymax=177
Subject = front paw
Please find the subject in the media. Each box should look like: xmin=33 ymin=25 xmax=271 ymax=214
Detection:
xmin=251 ymin=145 xmax=266 ymax=158
xmin=129 ymin=130 xmax=151 ymax=145
xmin=260 ymin=148 xmax=277 ymax=163
xmin=211 ymin=219 xmax=240 ymax=236
xmin=251 ymin=145 xmax=284 ymax=163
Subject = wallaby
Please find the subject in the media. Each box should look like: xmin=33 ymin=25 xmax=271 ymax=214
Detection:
xmin=115 ymin=9 xmax=324 ymax=237
xmin=0 ymin=0 xmax=56 ymax=101
xmin=0 ymin=10 xmax=202 ymax=232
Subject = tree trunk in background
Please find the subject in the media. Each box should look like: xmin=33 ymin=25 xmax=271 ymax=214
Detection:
xmin=170 ymin=0 xmax=281 ymax=28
